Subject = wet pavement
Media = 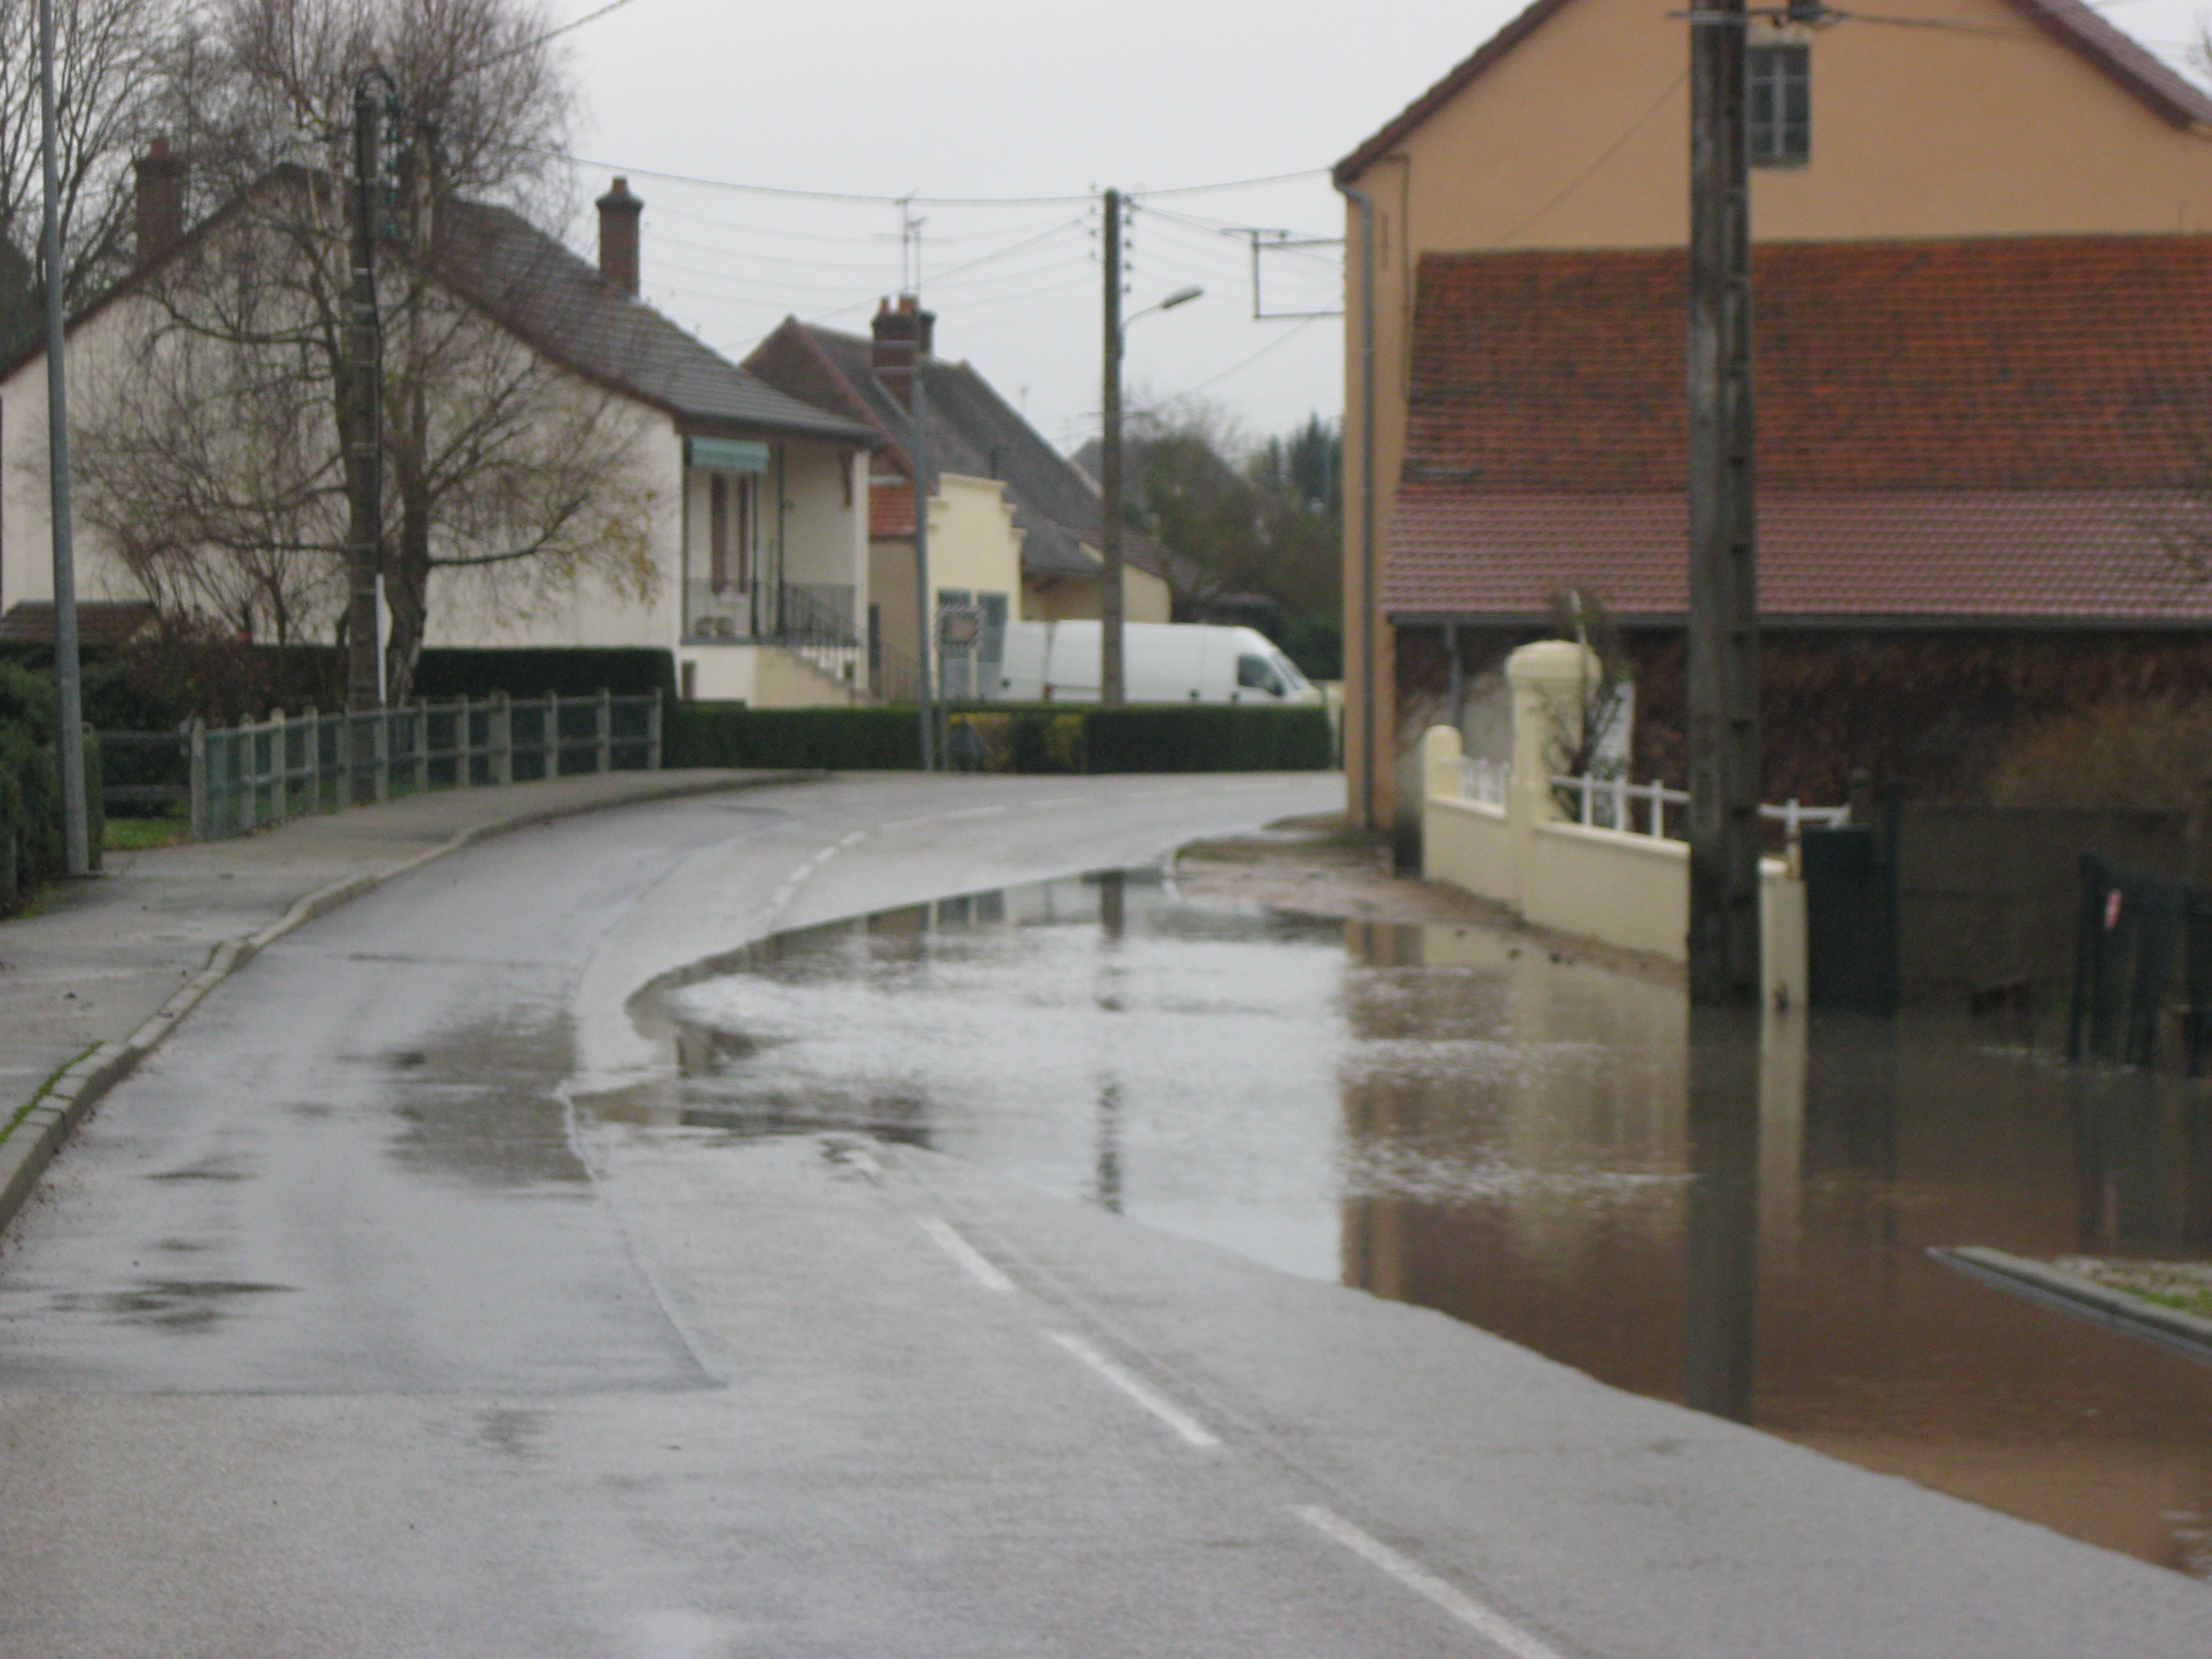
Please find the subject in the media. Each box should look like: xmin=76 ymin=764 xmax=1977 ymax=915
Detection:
xmin=637 ymin=869 xmax=2212 ymax=1579
xmin=6 ymin=776 xmax=2212 ymax=1658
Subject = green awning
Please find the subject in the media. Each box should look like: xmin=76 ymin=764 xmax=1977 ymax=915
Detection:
xmin=686 ymin=437 xmax=770 ymax=473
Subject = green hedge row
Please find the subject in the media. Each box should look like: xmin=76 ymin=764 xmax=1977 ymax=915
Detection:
xmin=666 ymin=701 xmax=1335 ymax=776
xmin=0 ymin=662 xmax=102 ymax=903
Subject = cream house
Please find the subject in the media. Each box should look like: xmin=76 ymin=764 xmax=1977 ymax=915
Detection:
xmin=746 ymin=300 xmax=1172 ymax=700
xmin=1334 ymin=0 xmax=2212 ymax=831
xmin=0 ymin=163 xmax=879 ymax=707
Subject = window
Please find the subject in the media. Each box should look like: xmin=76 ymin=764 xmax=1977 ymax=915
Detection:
xmin=1748 ymin=45 xmax=1809 ymax=167
xmin=1236 ymin=653 xmax=1285 ymax=698
xmin=709 ymin=475 xmax=729 ymax=592
xmin=707 ymin=473 xmax=755 ymax=594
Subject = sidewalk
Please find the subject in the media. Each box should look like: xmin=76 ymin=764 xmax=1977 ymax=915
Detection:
xmin=0 ymin=768 xmax=810 ymax=1232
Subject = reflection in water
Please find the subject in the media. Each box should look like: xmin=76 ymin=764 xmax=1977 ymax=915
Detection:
xmin=1685 ymin=1008 xmax=1760 ymax=1424
xmin=632 ymin=874 xmax=2212 ymax=1579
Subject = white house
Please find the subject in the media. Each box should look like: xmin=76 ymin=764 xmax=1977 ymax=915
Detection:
xmin=0 ymin=157 xmax=881 ymax=706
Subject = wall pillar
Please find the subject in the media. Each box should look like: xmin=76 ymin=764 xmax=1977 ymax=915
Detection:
xmin=1506 ymin=639 xmax=1599 ymax=908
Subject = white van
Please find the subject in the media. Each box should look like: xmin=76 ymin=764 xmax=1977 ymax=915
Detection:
xmin=993 ymin=620 xmax=1321 ymax=705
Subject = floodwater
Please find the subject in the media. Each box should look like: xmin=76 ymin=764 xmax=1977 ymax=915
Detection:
xmin=623 ymin=870 xmax=2212 ymax=1579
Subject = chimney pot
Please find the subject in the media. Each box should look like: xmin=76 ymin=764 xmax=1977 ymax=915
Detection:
xmin=595 ymin=176 xmax=643 ymax=296
xmin=133 ymin=138 xmax=187 ymax=270
xmin=871 ymin=292 xmax=936 ymax=409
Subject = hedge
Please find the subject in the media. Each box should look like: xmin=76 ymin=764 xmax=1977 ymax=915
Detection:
xmin=411 ymin=647 xmax=679 ymax=703
xmin=666 ymin=700 xmax=1335 ymax=776
xmin=0 ymin=661 xmax=103 ymax=903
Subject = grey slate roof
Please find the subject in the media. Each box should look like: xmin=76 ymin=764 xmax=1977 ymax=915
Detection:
xmin=1 ymin=173 xmax=871 ymax=449
xmin=746 ymin=318 xmax=1169 ymax=582
xmin=438 ymin=201 xmax=874 ymax=443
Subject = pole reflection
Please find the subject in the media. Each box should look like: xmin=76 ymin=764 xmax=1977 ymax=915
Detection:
xmin=1684 ymin=1005 xmax=1761 ymax=1424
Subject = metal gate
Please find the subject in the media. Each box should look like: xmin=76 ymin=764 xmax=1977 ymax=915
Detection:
xmin=1803 ymin=818 xmax=1899 ymax=1016
xmin=2066 ymin=852 xmax=2212 ymax=1073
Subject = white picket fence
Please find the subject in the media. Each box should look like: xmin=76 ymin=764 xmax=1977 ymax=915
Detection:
xmin=1459 ymin=758 xmax=1846 ymax=842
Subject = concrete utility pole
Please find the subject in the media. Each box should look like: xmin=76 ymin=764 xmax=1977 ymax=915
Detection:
xmin=37 ymin=0 xmax=89 ymax=874
xmin=1099 ymin=187 xmax=1126 ymax=706
xmin=913 ymin=366 xmax=937 ymax=771
xmin=1686 ymin=0 xmax=1761 ymax=1007
xmin=344 ymin=78 xmax=389 ymax=713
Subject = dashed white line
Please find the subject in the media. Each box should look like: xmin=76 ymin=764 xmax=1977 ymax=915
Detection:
xmin=919 ymin=1219 xmax=1015 ymax=1293
xmin=1047 ymin=1332 xmax=1221 ymax=1449
xmin=1293 ymin=1506 xmax=1572 ymax=1659
xmin=837 ymin=830 xmax=868 ymax=847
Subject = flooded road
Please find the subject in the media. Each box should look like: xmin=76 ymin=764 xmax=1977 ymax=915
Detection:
xmin=632 ymin=868 xmax=2212 ymax=1580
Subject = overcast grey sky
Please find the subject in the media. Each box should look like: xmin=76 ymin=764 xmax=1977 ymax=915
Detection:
xmin=543 ymin=0 xmax=2211 ymax=459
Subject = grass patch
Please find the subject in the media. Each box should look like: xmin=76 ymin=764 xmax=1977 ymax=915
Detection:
xmin=104 ymin=808 xmax=190 ymax=851
xmin=0 ymin=1041 xmax=98 ymax=1148
xmin=2059 ymin=1257 xmax=2212 ymax=1321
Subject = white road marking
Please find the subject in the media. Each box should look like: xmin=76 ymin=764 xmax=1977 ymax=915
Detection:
xmin=919 ymin=1219 xmax=1015 ymax=1292
xmin=1024 ymin=795 xmax=1094 ymax=809
xmin=1047 ymin=1331 xmax=1221 ymax=1449
xmin=837 ymin=830 xmax=868 ymax=847
xmin=1293 ymin=1505 xmax=1572 ymax=1659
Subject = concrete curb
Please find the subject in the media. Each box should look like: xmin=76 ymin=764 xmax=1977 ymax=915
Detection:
xmin=1929 ymin=1244 xmax=2212 ymax=1367
xmin=0 ymin=769 xmax=817 ymax=1236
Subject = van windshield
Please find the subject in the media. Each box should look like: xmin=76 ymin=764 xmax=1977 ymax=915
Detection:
xmin=1236 ymin=654 xmax=1285 ymax=697
xmin=1269 ymin=651 xmax=1309 ymax=691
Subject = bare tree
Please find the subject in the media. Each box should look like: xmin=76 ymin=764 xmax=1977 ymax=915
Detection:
xmin=0 ymin=0 xmax=181 ymax=357
xmin=71 ymin=0 xmax=656 ymax=699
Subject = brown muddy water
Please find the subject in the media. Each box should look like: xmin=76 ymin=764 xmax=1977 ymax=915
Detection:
xmin=627 ymin=869 xmax=2212 ymax=1578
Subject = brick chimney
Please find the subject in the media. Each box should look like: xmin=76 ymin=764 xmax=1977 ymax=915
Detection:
xmin=871 ymin=293 xmax=936 ymax=410
xmin=595 ymin=177 xmax=642 ymax=296
xmin=133 ymin=139 xmax=186 ymax=269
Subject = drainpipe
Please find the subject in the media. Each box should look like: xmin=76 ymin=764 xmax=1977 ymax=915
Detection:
xmin=1335 ymin=178 xmax=1379 ymax=830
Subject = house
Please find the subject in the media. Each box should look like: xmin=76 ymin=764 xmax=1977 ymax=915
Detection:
xmin=0 ymin=157 xmax=880 ymax=708
xmin=1395 ymin=234 xmax=2212 ymax=804
xmin=745 ymin=301 xmax=1173 ymax=699
xmin=1334 ymin=0 xmax=2212 ymax=831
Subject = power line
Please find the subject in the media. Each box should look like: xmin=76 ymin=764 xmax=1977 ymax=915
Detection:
xmin=440 ymin=0 xmax=651 ymax=83
xmin=549 ymin=153 xmax=1329 ymax=207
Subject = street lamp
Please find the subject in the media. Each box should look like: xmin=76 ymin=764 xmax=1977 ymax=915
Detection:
xmin=1099 ymin=188 xmax=1201 ymax=706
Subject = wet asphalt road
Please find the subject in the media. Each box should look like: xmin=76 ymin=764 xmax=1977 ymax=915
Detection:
xmin=1 ymin=773 xmax=2208 ymax=1658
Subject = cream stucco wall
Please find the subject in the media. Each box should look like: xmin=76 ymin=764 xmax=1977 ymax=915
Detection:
xmin=1341 ymin=0 xmax=2212 ymax=829
xmin=1021 ymin=560 xmax=1171 ymax=624
xmin=1 ymin=292 xmax=163 ymax=614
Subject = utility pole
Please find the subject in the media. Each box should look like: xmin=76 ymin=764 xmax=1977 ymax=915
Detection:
xmin=1099 ymin=187 xmax=1125 ymax=706
xmin=1686 ymin=0 xmax=1761 ymax=1007
xmin=344 ymin=77 xmax=389 ymax=714
xmin=913 ymin=363 xmax=937 ymax=771
xmin=36 ymin=0 xmax=87 ymax=874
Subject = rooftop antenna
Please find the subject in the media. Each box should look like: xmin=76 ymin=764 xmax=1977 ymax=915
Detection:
xmin=898 ymin=195 xmax=927 ymax=297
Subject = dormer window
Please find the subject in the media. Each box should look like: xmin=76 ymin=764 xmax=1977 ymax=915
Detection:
xmin=1749 ymin=44 xmax=1811 ymax=167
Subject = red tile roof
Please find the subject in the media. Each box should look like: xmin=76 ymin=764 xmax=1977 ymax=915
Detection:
xmin=1387 ymin=488 xmax=2212 ymax=621
xmin=1335 ymin=0 xmax=2212 ymax=185
xmin=1389 ymin=235 xmax=2212 ymax=623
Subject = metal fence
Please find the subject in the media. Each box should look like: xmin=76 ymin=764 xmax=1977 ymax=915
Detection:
xmin=190 ymin=689 xmax=662 ymax=842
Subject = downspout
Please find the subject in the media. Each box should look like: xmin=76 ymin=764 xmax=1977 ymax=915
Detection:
xmin=1336 ymin=177 xmax=1378 ymax=829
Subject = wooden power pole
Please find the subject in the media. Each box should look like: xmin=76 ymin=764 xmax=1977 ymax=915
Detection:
xmin=1099 ymin=187 xmax=1125 ymax=707
xmin=1686 ymin=0 xmax=1761 ymax=1007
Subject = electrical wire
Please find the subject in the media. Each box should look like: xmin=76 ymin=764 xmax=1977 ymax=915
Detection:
xmin=1171 ymin=310 xmax=1334 ymax=398
xmin=548 ymin=152 xmax=1329 ymax=207
xmin=438 ymin=0 xmax=651 ymax=83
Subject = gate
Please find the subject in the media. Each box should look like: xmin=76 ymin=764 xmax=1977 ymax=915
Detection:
xmin=1803 ymin=817 xmax=1899 ymax=1015
xmin=2066 ymin=853 xmax=2212 ymax=1073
